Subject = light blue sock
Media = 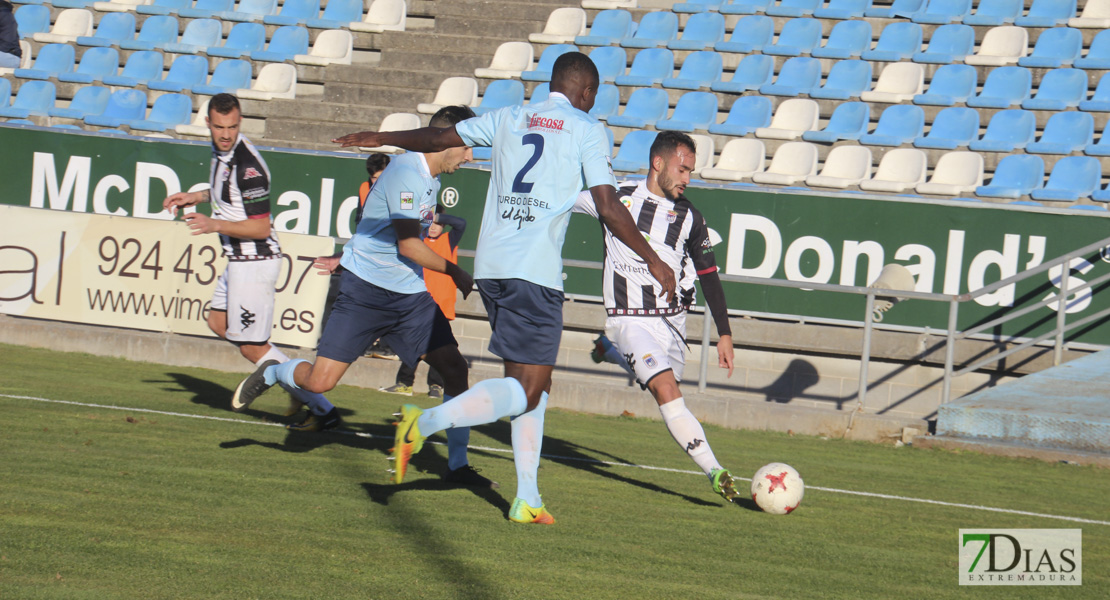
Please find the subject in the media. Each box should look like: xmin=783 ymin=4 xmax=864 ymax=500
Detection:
xmin=270 ymin=359 xmax=334 ymax=415
xmin=511 ymin=391 xmax=547 ymax=507
xmin=442 ymin=394 xmax=470 ymax=471
xmin=600 ymin=337 xmax=634 ymax=376
xmin=417 ymin=377 xmax=528 ymax=437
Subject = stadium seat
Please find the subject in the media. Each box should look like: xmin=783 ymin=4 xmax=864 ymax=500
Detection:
xmin=1022 ymin=68 xmax=1086 ymax=110
xmin=359 ymin=112 xmax=421 ymax=154
xmin=119 ymin=15 xmax=178 ymax=51
xmin=754 ymin=98 xmax=819 ymax=140
xmin=219 ymin=0 xmax=277 ymax=22
xmin=700 ymin=138 xmax=766 ymax=181
xmin=262 ymin=0 xmax=319 ymax=25
xmin=472 ymin=79 xmax=525 ymax=116
xmin=1014 ymin=0 xmax=1077 ymax=26
xmin=33 ymin=9 xmax=94 ymax=43
xmin=715 ymin=15 xmax=773 ymax=54
xmin=964 ymin=26 xmax=1027 ymax=65
xmin=975 ymin=155 xmax=1045 ymax=198
xmin=860 ymin=62 xmax=924 ymax=103
xmin=811 ymin=19 xmax=871 ymax=59
xmin=1074 ymin=30 xmax=1110 ymax=69
xmin=75 ymin=12 xmax=135 ymax=47
xmin=964 ymin=0 xmax=1022 ymax=24
xmin=668 ymin=12 xmax=725 ymax=51
xmin=913 ymin=106 xmax=979 ymax=149
xmin=589 ymin=83 xmax=619 ymax=120
xmin=689 ymin=134 xmax=715 ymax=177
xmin=607 ymin=87 xmax=669 ymax=128
xmin=709 ymin=95 xmax=772 ymax=136
xmin=178 ymin=0 xmax=231 ymax=17
xmin=91 ymin=0 xmax=151 ymax=11
xmin=720 ymin=0 xmax=773 ymax=15
xmin=350 ymin=0 xmax=407 ymax=33
xmin=192 ymin=59 xmax=252 ymax=95
xmin=758 ymin=56 xmax=821 ymax=96
xmin=0 ymin=78 xmax=11 ymax=109
xmin=15 ymin=5 xmax=50 ymax=38
xmin=14 ymin=43 xmax=75 ymax=80
xmin=417 ymin=77 xmax=478 ymax=114
xmin=589 ymin=46 xmax=627 ymax=84
xmin=49 ymin=0 xmax=95 ymax=7
xmin=237 ymin=63 xmax=296 ymax=100
xmin=1018 ymin=27 xmax=1082 ymax=67
xmin=531 ymin=7 xmax=587 ymax=44
xmin=521 ymin=44 xmax=577 ymax=82
xmin=766 ymin=0 xmax=821 ymax=17
xmin=206 ymin=22 xmax=267 ymax=58
xmin=147 ymin=54 xmax=207 ymax=91
xmin=0 ymin=80 xmax=55 ymax=118
xmin=810 ymin=59 xmax=872 ymax=100
xmin=57 ymin=46 xmax=119 ymax=83
xmin=174 ymin=98 xmax=209 ymax=136
xmin=530 ymin=82 xmax=550 ymax=103
xmin=1080 ymin=73 xmax=1110 ymax=111
xmin=814 ymin=0 xmax=871 ymax=19
xmin=763 ymin=18 xmax=822 ymax=57
xmin=474 ymin=42 xmax=533 ymax=79
xmin=1092 ymin=182 xmax=1110 ymax=202
xmin=861 ymin=22 xmax=923 ymax=62
xmin=251 ymin=25 xmax=309 ymax=62
xmin=101 ymin=50 xmax=163 ymax=87
xmin=913 ymin=24 xmax=974 ymax=63
xmin=969 ymin=109 xmax=1037 ymax=152
xmin=865 ymin=0 xmax=923 ymax=17
xmin=662 ymin=50 xmax=722 ymax=89
xmin=859 ymin=148 xmax=928 ymax=192
xmin=656 ymin=91 xmax=718 ymax=132
xmin=0 ymin=40 xmax=32 ymax=74
xmin=752 ymin=141 xmax=818 ymax=185
xmin=84 ymin=88 xmax=146 ymax=127
xmin=674 ymin=0 xmax=726 ymax=13
xmin=611 ymin=130 xmax=658 ymax=172
xmin=802 ymin=101 xmax=870 ymax=143
xmin=136 ymin=0 xmax=190 ymax=15
xmin=1031 ymin=156 xmax=1101 ymax=202
xmin=1069 ymin=0 xmax=1110 ymax=27
xmin=1026 ymin=111 xmax=1094 ymax=155
xmin=574 ymin=9 xmax=634 ymax=46
xmin=711 ymin=54 xmax=774 ymax=93
xmin=303 ymin=0 xmax=359 ymax=28
xmin=614 ymin=47 xmax=673 ymax=87
xmin=912 ymin=0 xmax=972 ymax=23
xmin=620 ymin=11 xmax=677 ymax=48
xmin=125 ymin=92 xmax=191 ymax=131
xmin=916 ymin=151 xmax=983 ymax=196
xmin=806 ymin=145 xmax=873 ymax=189
xmin=965 ymin=66 xmax=1031 ymax=108
xmin=859 ymin=104 xmax=925 ymax=146
xmin=47 ymin=84 xmax=111 ymax=119
xmin=913 ymin=63 xmax=978 ymax=106
xmin=162 ymin=18 xmax=221 ymax=54
xmin=294 ymin=29 xmax=354 ymax=66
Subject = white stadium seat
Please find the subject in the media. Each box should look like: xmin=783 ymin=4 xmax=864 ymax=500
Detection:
xmin=474 ymin=42 xmax=534 ymax=79
xmin=295 ymin=30 xmax=354 ymax=66
xmin=859 ymin=148 xmax=928 ymax=193
xmin=806 ymin=145 xmax=873 ymax=189
xmin=915 ymin=151 xmax=984 ymax=196
xmin=237 ymin=63 xmax=297 ymax=101
xmin=417 ymin=77 xmax=480 ymax=114
xmin=965 ymin=26 xmax=1028 ymax=66
xmin=755 ymin=98 xmax=820 ymax=140
xmin=175 ymin=99 xmax=210 ymax=138
xmin=33 ymin=9 xmax=94 ymax=44
xmin=92 ymin=0 xmax=151 ymax=12
xmin=350 ymin=0 xmax=407 ymax=33
xmin=860 ymin=62 xmax=924 ymax=103
xmin=690 ymin=134 xmax=715 ymax=178
xmin=701 ymin=138 xmax=766 ymax=181
xmin=530 ymin=8 xmax=588 ymax=44
xmin=360 ymin=112 xmax=422 ymax=153
xmin=752 ymin=141 xmax=819 ymax=186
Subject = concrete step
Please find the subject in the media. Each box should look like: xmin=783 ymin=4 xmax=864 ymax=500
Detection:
xmin=434 ymin=0 xmax=557 ymax=22
xmin=264 ymin=117 xmax=399 ymax=145
xmin=376 ymin=31 xmax=511 ymax=55
xmin=325 ymin=66 xmax=455 ymax=89
xmin=378 ymin=49 xmax=491 ymax=73
xmin=323 ymin=82 xmax=436 ymax=108
xmin=246 ymin=96 xmax=395 ymax=124
xmin=433 ymin=15 xmax=544 ymax=39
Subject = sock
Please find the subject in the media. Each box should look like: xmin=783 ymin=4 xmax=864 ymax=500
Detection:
xmin=417 ymin=377 xmax=528 ymax=437
xmin=257 ymin=345 xmax=290 ymax=365
xmin=599 ymin=337 xmax=634 ymax=376
xmin=510 ymin=391 xmax=547 ymax=507
xmin=268 ymin=358 xmax=335 ymax=416
xmin=659 ymin=398 xmax=722 ymax=477
xmin=442 ymin=394 xmax=470 ymax=471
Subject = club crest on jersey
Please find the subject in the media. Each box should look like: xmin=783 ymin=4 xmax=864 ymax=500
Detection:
xmin=421 ymin=208 xmax=434 ymax=223
xmin=400 ymin=192 xmax=414 ymax=210
xmin=620 ymin=195 xmax=633 ymax=209
xmin=527 ymin=114 xmax=564 ymax=132
xmin=643 ymin=354 xmax=657 ymax=368
xmin=243 ymin=167 xmax=263 ymax=180
xmin=666 ymin=210 xmax=678 ymax=223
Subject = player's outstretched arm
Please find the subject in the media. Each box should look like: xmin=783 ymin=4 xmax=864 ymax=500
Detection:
xmin=590 ymin=184 xmax=677 ymax=302
xmin=332 ymin=126 xmax=467 ymax=153
xmin=163 ymin=189 xmax=209 ymax=217
xmin=393 ymin=220 xmax=474 ymax=298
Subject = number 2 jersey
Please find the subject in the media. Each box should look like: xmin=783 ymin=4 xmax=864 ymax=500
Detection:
xmin=209 ymin=135 xmax=281 ymax=260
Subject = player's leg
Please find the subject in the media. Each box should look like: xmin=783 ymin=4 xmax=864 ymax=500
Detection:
xmin=422 ymin=341 xmax=498 ymax=489
xmin=380 ymin=361 xmax=415 ymax=396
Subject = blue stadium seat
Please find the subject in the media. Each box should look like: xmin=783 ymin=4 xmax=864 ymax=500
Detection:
xmin=1018 ymin=27 xmax=1082 ymax=68
xmin=1075 ymin=30 xmax=1110 ymax=70
xmin=969 ymin=109 xmax=1036 ymax=152
xmin=864 ymin=0 xmax=924 ymax=17
xmin=57 ymin=47 xmax=119 ymax=83
xmin=763 ymin=18 xmax=822 ymax=57
xmin=674 ymin=0 xmax=726 ymax=13
xmin=220 ymin=0 xmax=278 ymax=22
xmin=101 ymin=50 xmax=163 ymax=87
xmin=861 ymin=22 xmax=923 ymax=62
xmin=47 ymin=84 xmax=111 ymax=119
xmin=84 ymin=88 xmax=146 ymax=127
xmin=127 ymin=92 xmax=192 ymax=131
xmin=529 ymin=82 xmax=549 ymax=103
xmin=263 ymin=0 xmax=319 ymax=25
xmin=589 ymin=47 xmax=627 ymax=84
xmin=714 ymin=15 xmax=773 ymax=54
xmin=607 ymin=88 xmax=670 ymax=128
xmin=966 ymin=66 xmax=1031 ymax=108
xmin=661 ymin=50 xmax=722 ymax=89
xmin=656 ymin=91 xmax=718 ymax=132
xmin=304 ymin=0 xmax=361 ymax=29
xmin=720 ymin=0 xmax=773 ymax=15
xmin=137 ymin=0 xmax=192 ymax=16
xmin=668 ymin=12 xmax=725 ymax=51
xmin=0 ymin=78 xmax=9 ymax=108
xmin=178 ymin=0 xmax=233 ymax=19
xmin=1079 ymin=73 xmax=1110 ymax=112
xmin=50 ymin=0 xmax=95 ymax=8
xmin=975 ymin=155 xmax=1045 ymax=198
xmin=620 ymin=11 xmax=678 ymax=48
xmin=588 ymin=83 xmax=619 ymax=120
xmin=913 ymin=23 xmax=974 ymax=63
xmin=913 ymin=106 xmax=979 ymax=149
xmin=814 ymin=0 xmax=871 ymax=19
xmin=709 ymin=95 xmax=772 ymax=136
xmin=251 ymin=26 xmax=309 ymax=62
xmin=472 ymin=79 xmax=524 ymax=116
xmin=147 ymin=54 xmax=208 ymax=92
xmin=860 ymin=104 xmax=925 ymax=146
xmin=14 ymin=44 xmax=75 ymax=80
xmin=803 ymin=101 xmax=870 ymax=143
xmin=0 ymin=80 xmax=55 ymax=118
xmin=1014 ymin=0 xmax=1076 ymax=26
xmin=1093 ymin=182 xmax=1110 ymax=202
xmin=206 ymin=22 xmax=266 ymax=59
xmin=758 ymin=56 xmax=821 ymax=96
xmin=1031 ymin=156 xmax=1101 ymax=202
xmin=766 ymin=0 xmax=821 ymax=17
xmin=575 ymin=10 xmax=634 ymax=47
xmin=912 ymin=0 xmax=972 ymax=23
xmin=611 ymin=130 xmax=658 ymax=173
xmin=710 ymin=54 xmax=774 ymax=93
xmin=1086 ymin=120 xmax=1110 ymax=157
xmin=15 ymin=5 xmax=50 ymax=38
xmin=162 ymin=18 xmax=222 ymax=54
xmin=963 ymin=0 xmax=1022 ymax=25
xmin=1027 ymin=111 xmax=1094 ymax=155
xmin=614 ymin=48 xmax=673 ymax=87
xmin=913 ymin=63 xmax=977 ymax=105
xmin=192 ymin=59 xmax=252 ymax=95
xmin=521 ymin=44 xmax=577 ymax=82
xmin=75 ymin=12 xmax=135 ymax=48
xmin=810 ymin=59 xmax=871 ymax=100
xmin=1022 ymin=68 xmax=1086 ymax=110
xmin=811 ymin=19 xmax=871 ymax=59
xmin=119 ymin=15 xmax=178 ymax=51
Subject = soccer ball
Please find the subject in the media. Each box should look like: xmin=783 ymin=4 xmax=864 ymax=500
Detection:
xmin=750 ymin=463 xmax=804 ymax=515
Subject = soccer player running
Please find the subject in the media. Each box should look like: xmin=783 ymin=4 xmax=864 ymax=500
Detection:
xmin=334 ymin=52 xmax=676 ymax=524
xmin=232 ymin=106 xmax=496 ymax=487
xmin=576 ymin=131 xmax=741 ymax=503
xmin=162 ymin=93 xmax=336 ymax=428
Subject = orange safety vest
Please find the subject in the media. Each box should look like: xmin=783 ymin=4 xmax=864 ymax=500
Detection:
xmin=423 ymin=234 xmax=458 ymax=320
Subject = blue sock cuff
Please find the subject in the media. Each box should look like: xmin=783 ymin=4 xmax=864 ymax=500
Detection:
xmin=272 ymin=359 xmax=307 ymax=389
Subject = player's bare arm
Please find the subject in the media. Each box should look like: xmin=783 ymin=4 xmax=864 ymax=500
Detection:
xmin=590 ymin=184 xmax=677 ymax=302
xmin=333 ymin=126 xmax=466 ymax=153
xmin=314 ymin=254 xmax=342 ymax=275
xmin=163 ymin=189 xmax=209 ymax=216
xmin=182 ymin=213 xmax=271 ymax=239
xmin=717 ymin=334 xmax=734 ymax=378
xmin=392 ymin=219 xmax=474 ymax=298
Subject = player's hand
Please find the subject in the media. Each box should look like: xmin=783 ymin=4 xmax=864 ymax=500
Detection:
xmin=314 ymin=255 xmax=341 ymax=274
xmin=648 ymin=258 xmax=677 ymax=303
xmin=717 ymin=334 xmax=734 ymax=378
xmin=332 ymin=131 xmax=382 ymax=148
xmin=163 ymin=191 xmax=202 ymax=217
xmin=183 ymin=212 xmax=220 ymax=235
xmin=447 ymin=263 xmax=474 ymax=300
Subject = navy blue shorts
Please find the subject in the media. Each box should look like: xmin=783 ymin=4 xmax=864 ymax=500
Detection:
xmin=477 ymin=278 xmax=564 ymax=365
xmin=317 ymin=270 xmax=456 ymax=367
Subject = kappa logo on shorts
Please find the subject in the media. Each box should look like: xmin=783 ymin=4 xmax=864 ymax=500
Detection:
xmin=243 ymin=167 xmax=263 ymax=180
xmin=239 ymin=305 xmax=256 ymax=329
xmin=643 ymin=354 xmax=657 ymax=368
xmin=400 ymin=192 xmax=414 ymax=211
xmin=623 ymin=352 xmax=636 ymax=370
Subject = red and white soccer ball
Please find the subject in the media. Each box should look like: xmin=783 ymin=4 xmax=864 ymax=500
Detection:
xmin=750 ymin=463 xmax=804 ymax=515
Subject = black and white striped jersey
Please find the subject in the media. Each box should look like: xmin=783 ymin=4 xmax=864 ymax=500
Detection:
xmin=574 ymin=179 xmax=720 ymax=317
xmin=209 ymin=135 xmax=281 ymax=260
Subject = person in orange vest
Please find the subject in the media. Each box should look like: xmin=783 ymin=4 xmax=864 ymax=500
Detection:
xmin=380 ymin=204 xmax=467 ymax=398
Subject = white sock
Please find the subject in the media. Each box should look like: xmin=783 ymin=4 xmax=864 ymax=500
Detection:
xmin=258 ymin=348 xmax=333 ymax=416
xmin=511 ymin=391 xmax=547 ymax=507
xmin=659 ymin=398 xmax=721 ymax=476
xmin=257 ymin=345 xmax=289 ymax=365
xmin=417 ymin=377 xmax=528 ymax=436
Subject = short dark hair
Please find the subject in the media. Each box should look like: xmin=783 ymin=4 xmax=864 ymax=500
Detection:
xmin=366 ymin=153 xmax=390 ymax=177
xmin=649 ymin=131 xmax=696 ymax=163
xmin=208 ymin=93 xmax=240 ymax=117
xmin=551 ymin=51 xmax=599 ymax=88
xmin=429 ymin=105 xmax=476 ymax=128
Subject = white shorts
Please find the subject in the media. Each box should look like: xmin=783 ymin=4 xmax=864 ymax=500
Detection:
xmin=210 ymin=258 xmax=282 ymax=344
xmin=605 ymin=313 xmax=687 ymax=387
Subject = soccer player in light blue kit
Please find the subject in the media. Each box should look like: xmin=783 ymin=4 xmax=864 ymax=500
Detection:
xmin=335 ymin=53 xmax=676 ymax=524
